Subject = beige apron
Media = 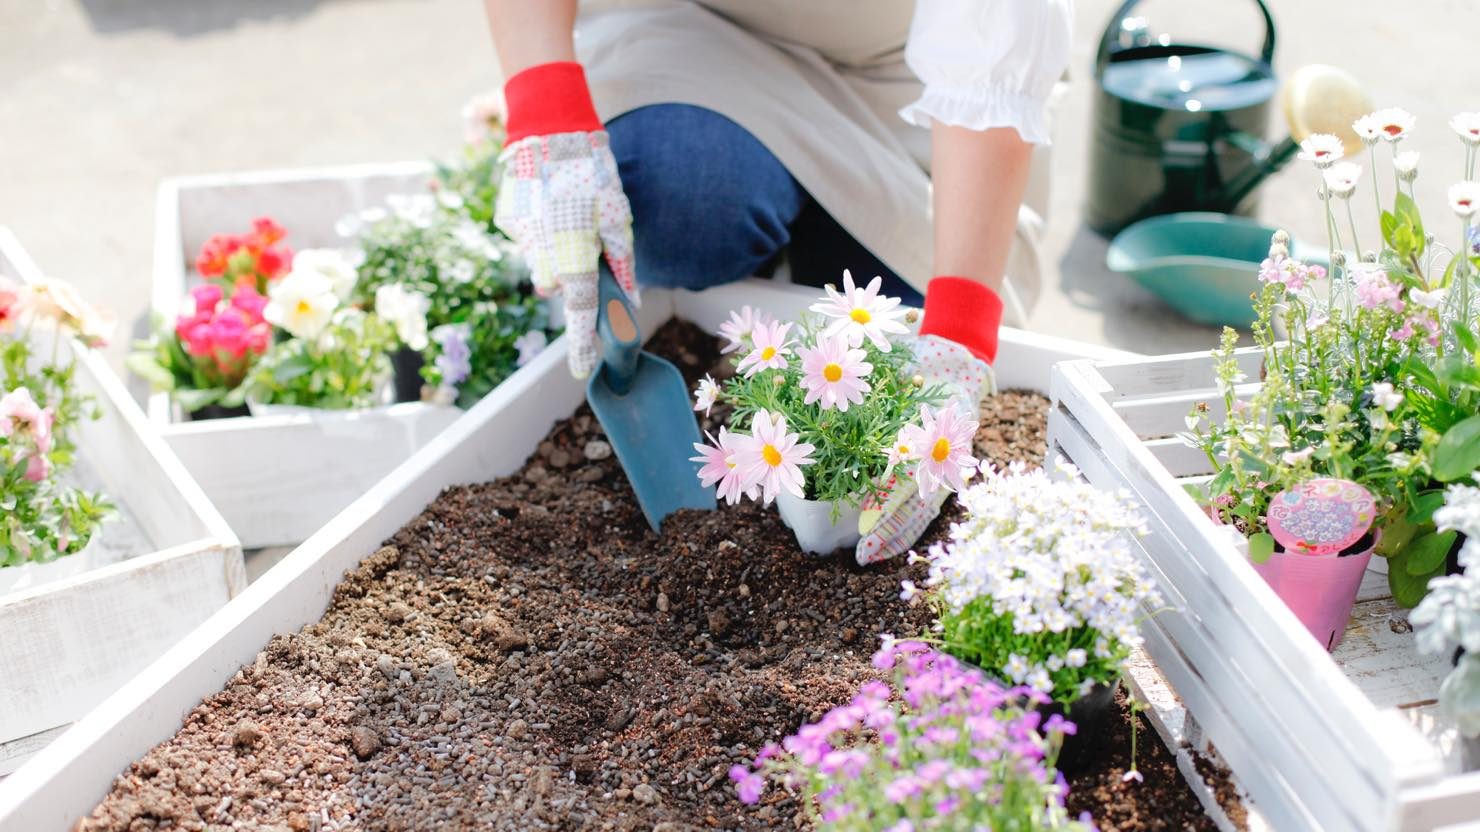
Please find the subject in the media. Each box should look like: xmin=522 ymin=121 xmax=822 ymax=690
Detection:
xmin=575 ymin=0 xmax=1053 ymax=322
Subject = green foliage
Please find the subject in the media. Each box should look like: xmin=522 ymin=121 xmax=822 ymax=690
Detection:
xmin=1 ymin=331 xmax=111 ymax=566
xmin=247 ymin=310 xmax=395 ymax=409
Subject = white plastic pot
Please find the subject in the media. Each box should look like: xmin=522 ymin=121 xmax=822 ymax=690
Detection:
xmin=776 ymin=492 xmax=862 ymax=555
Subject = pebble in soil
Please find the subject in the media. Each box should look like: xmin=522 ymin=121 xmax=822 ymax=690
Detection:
xmin=78 ymin=321 xmax=1220 ymax=832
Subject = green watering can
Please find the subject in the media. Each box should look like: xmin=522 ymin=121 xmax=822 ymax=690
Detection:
xmin=1086 ymin=0 xmax=1371 ymax=235
xmin=1107 ymin=212 xmax=1327 ymax=328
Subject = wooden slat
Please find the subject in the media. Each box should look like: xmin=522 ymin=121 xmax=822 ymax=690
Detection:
xmin=1398 ymin=770 xmax=1480 ymax=831
xmin=1090 ymin=347 xmax=1264 ymax=399
xmin=1049 ymin=409 xmax=1386 ymax=830
xmin=1144 ymin=436 xmax=1217 ymax=478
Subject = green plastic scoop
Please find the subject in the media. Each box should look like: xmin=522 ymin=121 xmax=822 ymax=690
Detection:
xmin=1107 ymin=212 xmax=1327 ymax=328
xmin=587 ymin=271 xmax=716 ymax=531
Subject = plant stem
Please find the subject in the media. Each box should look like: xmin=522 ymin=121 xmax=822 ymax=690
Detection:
xmin=1369 ymin=145 xmax=1383 ymax=222
xmin=1345 ymin=199 xmax=1362 ymax=257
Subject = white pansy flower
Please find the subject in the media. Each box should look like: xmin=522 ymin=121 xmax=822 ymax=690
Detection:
xmin=265 ymin=268 xmax=339 ymax=341
xmin=291 ymin=248 xmax=359 ymax=301
xmin=374 ymin=284 xmax=431 ymax=351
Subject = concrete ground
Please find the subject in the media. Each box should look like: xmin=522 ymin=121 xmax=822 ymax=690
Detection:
xmin=1 ymin=0 xmax=1475 ymax=368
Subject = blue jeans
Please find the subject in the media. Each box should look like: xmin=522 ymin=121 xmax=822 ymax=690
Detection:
xmin=605 ymin=104 xmax=921 ymax=306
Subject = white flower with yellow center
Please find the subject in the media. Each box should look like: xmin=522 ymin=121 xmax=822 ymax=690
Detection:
xmin=265 ymin=268 xmax=339 ymax=341
xmin=809 ymin=270 xmax=909 ymax=351
xmin=292 ymin=248 xmax=359 ymax=301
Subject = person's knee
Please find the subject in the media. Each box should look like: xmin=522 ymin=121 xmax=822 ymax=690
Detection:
xmin=606 ymin=105 xmax=802 ymax=290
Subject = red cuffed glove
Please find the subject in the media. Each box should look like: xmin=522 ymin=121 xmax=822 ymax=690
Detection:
xmin=495 ymin=62 xmax=637 ymax=378
xmin=917 ymin=276 xmax=1004 ymax=364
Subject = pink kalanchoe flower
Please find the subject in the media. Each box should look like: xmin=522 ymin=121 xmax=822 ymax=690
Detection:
xmin=690 ymin=427 xmax=756 ymax=506
xmin=716 ymin=305 xmax=772 ymax=354
xmin=1354 ymin=266 xmax=1404 ymax=313
xmin=24 ymin=452 xmax=51 ymax=483
xmin=810 ymin=270 xmax=909 ymax=351
xmin=736 ymin=320 xmax=793 ymax=377
xmin=734 ymin=409 xmax=815 ymax=504
xmin=897 ymin=403 xmax=979 ymax=497
xmin=0 ymin=386 xmax=46 ymax=441
xmin=230 ymin=284 xmax=269 ymax=322
xmin=0 ymin=278 xmax=22 ymax=333
xmin=798 ymin=333 xmax=872 ymax=412
xmin=693 ymin=374 xmax=720 ymax=417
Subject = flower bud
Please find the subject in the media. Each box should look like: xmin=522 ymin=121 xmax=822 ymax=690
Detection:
xmin=772 ymin=374 xmax=785 ymax=386
xmin=1272 ymin=229 xmax=1290 ymax=245
xmin=904 ymin=309 xmax=920 ymax=325
xmin=911 ymin=374 xmax=925 ymax=388
xmin=1331 ymin=251 xmax=1347 ymax=267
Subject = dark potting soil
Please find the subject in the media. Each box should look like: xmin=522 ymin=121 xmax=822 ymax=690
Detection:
xmin=79 ymin=321 xmax=1221 ymax=832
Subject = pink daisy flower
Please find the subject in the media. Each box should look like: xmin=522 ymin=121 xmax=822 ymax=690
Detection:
xmin=809 ymin=270 xmax=909 ymax=351
xmin=736 ymin=320 xmax=793 ymax=377
xmin=716 ymin=305 xmax=773 ymax=354
xmin=897 ymin=403 xmax=978 ymax=497
xmin=734 ymin=409 xmax=815 ymax=504
xmin=798 ymin=333 xmax=872 ymax=412
xmin=690 ymin=427 xmax=755 ymax=506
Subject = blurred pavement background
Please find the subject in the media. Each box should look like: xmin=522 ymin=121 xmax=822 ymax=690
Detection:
xmin=2 ymin=0 xmax=1476 ymax=372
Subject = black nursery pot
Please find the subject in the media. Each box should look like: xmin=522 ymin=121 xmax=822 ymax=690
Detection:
xmin=390 ymin=346 xmax=426 ymax=403
xmin=186 ymin=403 xmax=250 ymax=421
xmin=964 ymin=661 xmax=1119 ymax=773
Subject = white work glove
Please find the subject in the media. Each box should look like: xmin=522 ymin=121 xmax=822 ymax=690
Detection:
xmin=495 ymin=131 xmax=638 ymax=378
xmin=855 ymin=335 xmax=994 ymax=565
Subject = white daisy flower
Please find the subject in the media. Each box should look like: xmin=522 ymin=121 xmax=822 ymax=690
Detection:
xmin=1322 ymin=162 xmax=1362 ymax=199
xmin=1352 ymin=113 xmax=1383 ymax=146
xmin=1394 ymin=151 xmax=1420 ymax=183
xmin=1297 ymin=133 xmax=1345 ymax=168
xmin=1450 ymin=112 xmax=1480 ymax=146
xmin=1450 ymin=182 xmax=1480 ymax=219
xmin=1370 ymin=107 xmax=1416 ymax=142
xmin=809 ymin=270 xmax=909 ymax=351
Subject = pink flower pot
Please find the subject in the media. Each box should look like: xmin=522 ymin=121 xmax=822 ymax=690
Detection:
xmin=1250 ymin=539 xmax=1375 ymax=652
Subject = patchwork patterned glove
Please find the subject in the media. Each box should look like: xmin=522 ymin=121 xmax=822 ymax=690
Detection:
xmin=493 ymin=62 xmax=638 ymax=379
xmin=855 ymin=278 xmax=1003 ymax=565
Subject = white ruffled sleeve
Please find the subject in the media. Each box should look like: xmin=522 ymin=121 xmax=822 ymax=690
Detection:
xmin=899 ymin=0 xmax=1073 ymax=145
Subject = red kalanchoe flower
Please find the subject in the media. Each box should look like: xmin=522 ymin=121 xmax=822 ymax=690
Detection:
xmin=254 ymin=244 xmax=291 ymax=282
xmin=195 ymin=234 xmax=242 ymax=278
xmin=249 ymin=217 xmax=286 ymax=249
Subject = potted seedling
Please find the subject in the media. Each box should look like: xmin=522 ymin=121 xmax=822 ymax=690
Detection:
xmin=909 ymin=459 xmax=1161 ymax=769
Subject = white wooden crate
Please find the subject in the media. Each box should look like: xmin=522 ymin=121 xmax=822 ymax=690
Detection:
xmin=0 ymin=280 xmax=1168 ymax=829
xmin=1047 ymin=350 xmax=1480 ymax=832
xmin=0 ymin=229 xmax=243 ymax=775
xmin=150 ymin=162 xmax=462 ymax=548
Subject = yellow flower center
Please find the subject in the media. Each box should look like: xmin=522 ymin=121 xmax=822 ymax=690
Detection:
xmin=823 ymin=363 xmax=843 ymax=382
xmin=296 ymin=299 xmax=313 ymax=314
xmin=850 ymin=308 xmax=872 ymax=324
xmin=762 ymin=444 xmax=783 ymax=466
xmin=931 ymin=437 xmax=951 ymax=462
xmin=760 ymin=346 xmax=777 ymax=361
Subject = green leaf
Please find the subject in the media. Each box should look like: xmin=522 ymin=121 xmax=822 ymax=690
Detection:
xmin=124 ymin=353 xmax=175 ymax=390
xmin=1381 ymin=209 xmax=1400 ymax=250
xmin=1395 ymin=191 xmax=1426 ymax=255
xmin=1456 ymin=322 xmax=1480 ymax=357
xmin=1390 ymin=552 xmax=1446 ymax=608
xmin=1434 ymin=415 xmax=1480 ymax=481
xmin=1406 ymin=491 xmax=1448 ymax=525
xmin=172 ymin=387 xmax=221 ymax=412
xmin=272 ymin=354 xmax=315 ymax=384
xmin=1405 ymin=530 xmax=1458 ymax=575
xmin=1249 ymin=533 xmax=1275 ymax=564
xmin=1377 ymin=514 xmax=1418 ymax=557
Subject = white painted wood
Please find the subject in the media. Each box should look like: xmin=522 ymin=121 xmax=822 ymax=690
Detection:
xmin=1046 ymin=348 xmax=1480 ymax=831
xmin=0 ymin=229 xmax=242 ymax=771
xmin=150 ymin=162 xmax=466 ymax=548
xmin=0 ymin=280 xmax=1124 ymax=830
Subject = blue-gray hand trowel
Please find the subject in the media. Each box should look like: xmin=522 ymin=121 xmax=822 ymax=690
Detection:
xmin=587 ymin=271 xmax=716 ymax=531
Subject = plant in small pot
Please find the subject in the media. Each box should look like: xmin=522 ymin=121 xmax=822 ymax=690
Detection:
xmin=129 ymin=217 xmax=292 ymax=420
xmin=244 ymin=255 xmax=398 ymax=413
xmin=689 ymin=277 xmax=980 ymax=554
xmin=343 ymin=116 xmax=558 ymax=408
xmin=909 ymin=459 xmax=1159 ymax=770
xmin=727 ymin=639 xmax=1094 ymax=831
xmin=0 ymin=276 xmax=113 ymax=568
xmin=1411 ymin=478 xmax=1480 ymax=762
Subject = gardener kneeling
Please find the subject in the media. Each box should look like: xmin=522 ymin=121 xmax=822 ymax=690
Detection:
xmin=482 ymin=0 xmax=1071 ymax=561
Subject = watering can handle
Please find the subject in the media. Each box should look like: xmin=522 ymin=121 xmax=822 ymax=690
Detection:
xmin=1093 ymin=0 xmax=1275 ymax=80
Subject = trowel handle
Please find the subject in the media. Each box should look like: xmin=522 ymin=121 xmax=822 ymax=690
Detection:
xmin=1094 ymin=0 xmax=1276 ymax=79
xmin=595 ymin=270 xmax=641 ymax=396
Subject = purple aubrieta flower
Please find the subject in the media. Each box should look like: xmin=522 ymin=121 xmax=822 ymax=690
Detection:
xmin=728 ymin=764 xmax=765 ymax=805
xmin=431 ymin=324 xmax=472 ymax=387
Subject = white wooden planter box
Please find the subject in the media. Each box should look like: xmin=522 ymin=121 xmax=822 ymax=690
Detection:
xmin=1045 ymin=350 xmax=1480 ymax=832
xmin=150 ymin=162 xmax=462 ymax=548
xmin=0 ymin=229 xmax=243 ymax=775
xmin=0 ymin=280 xmax=1159 ymax=829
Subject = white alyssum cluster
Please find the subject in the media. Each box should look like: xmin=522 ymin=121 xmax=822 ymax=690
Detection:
xmin=1412 ymin=480 xmax=1480 ymax=737
xmin=922 ymin=459 xmax=1160 ymax=694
